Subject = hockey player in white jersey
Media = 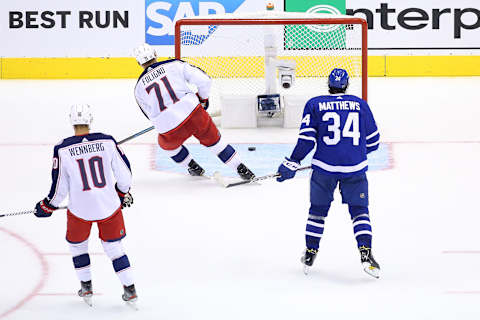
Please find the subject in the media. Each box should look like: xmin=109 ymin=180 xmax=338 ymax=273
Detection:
xmin=34 ymin=105 xmax=138 ymax=306
xmin=133 ymin=43 xmax=255 ymax=180
xmin=276 ymin=69 xmax=381 ymax=278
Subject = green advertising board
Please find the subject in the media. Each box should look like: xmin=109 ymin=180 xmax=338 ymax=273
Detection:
xmin=284 ymin=0 xmax=347 ymax=50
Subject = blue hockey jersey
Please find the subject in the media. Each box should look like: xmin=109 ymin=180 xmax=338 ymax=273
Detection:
xmin=290 ymin=94 xmax=380 ymax=177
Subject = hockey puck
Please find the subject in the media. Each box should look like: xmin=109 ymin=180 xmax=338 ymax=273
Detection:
xmin=248 ymin=147 xmax=256 ymax=151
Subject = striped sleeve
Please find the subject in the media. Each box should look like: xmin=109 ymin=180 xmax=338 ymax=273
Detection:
xmin=183 ymin=61 xmax=211 ymax=99
xmin=47 ymin=145 xmax=69 ymax=207
xmin=364 ymin=103 xmax=380 ymax=154
xmin=111 ymin=140 xmax=132 ymax=193
xmin=290 ymin=102 xmax=317 ymax=162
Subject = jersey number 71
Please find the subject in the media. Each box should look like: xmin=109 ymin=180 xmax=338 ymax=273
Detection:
xmin=145 ymin=76 xmax=179 ymax=111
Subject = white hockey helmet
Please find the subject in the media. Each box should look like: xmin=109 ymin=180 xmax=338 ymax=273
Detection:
xmin=70 ymin=104 xmax=93 ymax=126
xmin=133 ymin=43 xmax=157 ymax=65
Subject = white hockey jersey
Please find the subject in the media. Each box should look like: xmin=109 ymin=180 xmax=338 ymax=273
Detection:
xmin=134 ymin=59 xmax=212 ymax=134
xmin=47 ymin=133 xmax=132 ymax=221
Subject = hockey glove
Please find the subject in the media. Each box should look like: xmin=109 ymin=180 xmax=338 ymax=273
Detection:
xmin=116 ymin=184 xmax=134 ymax=208
xmin=34 ymin=198 xmax=57 ymax=218
xmin=276 ymin=157 xmax=300 ymax=182
xmin=196 ymin=93 xmax=209 ymax=111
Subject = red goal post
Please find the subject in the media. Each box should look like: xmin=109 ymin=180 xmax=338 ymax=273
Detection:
xmin=175 ymin=12 xmax=368 ymax=103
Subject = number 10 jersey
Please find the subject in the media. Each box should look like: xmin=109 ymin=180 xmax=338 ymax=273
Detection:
xmin=48 ymin=133 xmax=132 ymax=221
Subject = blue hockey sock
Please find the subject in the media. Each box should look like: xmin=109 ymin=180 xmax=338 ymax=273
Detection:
xmin=305 ymin=214 xmax=325 ymax=250
xmin=349 ymin=206 xmax=372 ymax=248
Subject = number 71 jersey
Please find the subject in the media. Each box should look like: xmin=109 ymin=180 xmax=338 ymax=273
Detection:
xmin=134 ymin=59 xmax=212 ymax=134
xmin=299 ymin=94 xmax=380 ymax=176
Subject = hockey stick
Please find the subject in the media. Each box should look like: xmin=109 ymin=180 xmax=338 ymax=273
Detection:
xmin=0 ymin=206 xmax=67 ymax=218
xmin=0 ymin=128 xmax=151 ymax=219
xmin=214 ymin=166 xmax=312 ymax=188
xmin=117 ymin=126 xmax=155 ymax=145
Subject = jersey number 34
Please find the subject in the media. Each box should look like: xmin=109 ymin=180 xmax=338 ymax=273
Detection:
xmin=322 ymin=112 xmax=360 ymax=146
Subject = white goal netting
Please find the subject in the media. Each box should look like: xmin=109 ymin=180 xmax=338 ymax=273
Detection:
xmin=176 ymin=12 xmax=367 ymax=118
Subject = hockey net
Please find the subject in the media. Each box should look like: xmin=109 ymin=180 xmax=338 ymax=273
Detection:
xmin=175 ymin=12 xmax=368 ymax=118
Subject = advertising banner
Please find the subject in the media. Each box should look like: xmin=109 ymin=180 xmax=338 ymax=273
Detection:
xmin=145 ymin=0 xmax=249 ymax=46
xmin=285 ymin=0 xmax=347 ymax=50
xmin=0 ymin=0 xmax=479 ymax=58
xmin=0 ymin=0 xmax=144 ymax=57
xmin=347 ymin=0 xmax=479 ymax=53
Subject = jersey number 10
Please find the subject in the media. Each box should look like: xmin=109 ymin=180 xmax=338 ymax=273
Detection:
xmin=322 ymin=112 xmax=360 ymax=146
xmin=76 ymin=157 xmax=106 ymax=191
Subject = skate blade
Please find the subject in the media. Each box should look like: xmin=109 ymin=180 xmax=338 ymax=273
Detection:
xmin=362 ymin=263 xmax=380 ymax=279
xmin=82 ymin=295 xmax=93 ymax=307
xmin=213 ymin=171 xmax=228 ymax=187
xmin=125 ymin=298 xmax=138 ymax=311
xmin=303 ymin=265 xmax=310 ymax=275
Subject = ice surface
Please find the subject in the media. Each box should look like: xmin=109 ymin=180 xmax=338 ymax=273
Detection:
xmin=1 ymin=78 xmax=480 ymax=319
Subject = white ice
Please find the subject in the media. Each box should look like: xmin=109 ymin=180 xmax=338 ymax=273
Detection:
xmin=0 ymin=77 xmax=479 ymax=320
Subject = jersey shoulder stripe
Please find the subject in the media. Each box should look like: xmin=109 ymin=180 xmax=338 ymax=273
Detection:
xmin=54 ymin=133 xmax=116 ymax=154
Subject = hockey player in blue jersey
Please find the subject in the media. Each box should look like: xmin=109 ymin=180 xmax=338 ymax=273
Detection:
xmin=276 ymin=68 xmax=381 ymax=278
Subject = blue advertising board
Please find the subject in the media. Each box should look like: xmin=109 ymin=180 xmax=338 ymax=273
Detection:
xmin=145 ymin=0 xmax=246 ymax=45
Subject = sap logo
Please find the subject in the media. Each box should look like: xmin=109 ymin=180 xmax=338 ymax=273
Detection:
xmin=145 ymin=0 xmax=245 ymax=45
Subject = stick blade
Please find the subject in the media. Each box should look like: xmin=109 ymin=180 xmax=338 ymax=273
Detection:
xmin=213 ymin=171 xmax=228 ymax=188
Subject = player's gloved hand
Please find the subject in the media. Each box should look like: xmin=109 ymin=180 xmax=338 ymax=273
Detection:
xmin=276 ymin=157 xmax=300 ymax=182
xmin=116 ymin=184 xmax=134 ymax=208
xmin=196 ymin=93 xmax=209 ymax=111
xmin=34 ymin=198 xmax=57 ymax=218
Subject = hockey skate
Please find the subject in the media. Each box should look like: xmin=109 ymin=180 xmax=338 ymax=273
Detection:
xmin=122 ymin=284 xmax=138 ymax=310
xmin=359 ymin=246 xmax=380 ymax=279
xmin=78 ymin=280 xmax=93 ymax=307
xmin=237 ymin=163 xmax=255 ymax=180
xmin=300 ymin=248 xmax=318 ymax=275
xmin=188 ymin=159 xmax=205 ymax=176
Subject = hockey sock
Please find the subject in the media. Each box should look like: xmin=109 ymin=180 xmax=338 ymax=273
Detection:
xmin=102 ymin=240 xmax=134 ymax=287
xmin=349 ymin=206 xmax=373 ymax=248
xmin=69 ymin=240 xmax=92 ymax=282
xmin=207 ymin=138 xmax=242 ymax=170
xmin=305 ymin=214 xmax=326 ymax=250
xmin=164 ymin=145 xmax=192 ymax=168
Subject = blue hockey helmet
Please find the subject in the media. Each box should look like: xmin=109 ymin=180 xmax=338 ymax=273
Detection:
xmin=328 ymin=68 xmax=349 ymax=92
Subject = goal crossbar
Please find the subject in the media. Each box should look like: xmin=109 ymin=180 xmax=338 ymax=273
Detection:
xmin=175 ymin=14 xmax=368 ymax=101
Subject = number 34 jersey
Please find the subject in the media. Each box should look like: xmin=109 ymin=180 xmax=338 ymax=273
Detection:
xmin=47 ymin=133 xmax=132 ymax=221
xmin=134 ymin=59 xmax=212 ymax=134
xmin=292 ymin=94 xmax=380 ymax=177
